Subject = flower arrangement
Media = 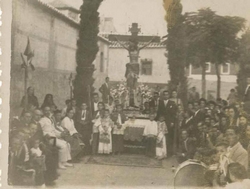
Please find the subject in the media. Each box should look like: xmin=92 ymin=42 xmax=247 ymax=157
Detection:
xmin=110 ymin=81 xmax=153 ymax=109
xmin=110 ymin=80 xmax=129 ymax=107
xmin=137 ymin=84 xmax=153 ymax=103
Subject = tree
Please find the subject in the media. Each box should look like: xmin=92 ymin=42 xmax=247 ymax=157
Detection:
xmin=185 ymin=8 xmax=245 ymax=98
xmin=237 ymin=29 xmax=250 ymax=100
xmin=185 ymin=9 xmax=217 ymax=98
xmin=164 ymin=0 xmax=188 ymax=106
xmin=73 ymin=0 xmax=103 ymax=106
xmin=209 ymin=15 xmax=245 ymax=98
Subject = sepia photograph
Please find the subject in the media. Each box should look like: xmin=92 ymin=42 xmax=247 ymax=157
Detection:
xmin=3 ymin=0 xmax=250 ymax=188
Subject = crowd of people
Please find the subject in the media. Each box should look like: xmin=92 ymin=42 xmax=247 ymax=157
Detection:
xmin=8 ymin=84 xmax=250 ymax=188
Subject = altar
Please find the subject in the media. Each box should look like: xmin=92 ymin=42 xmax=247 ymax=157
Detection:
xmin=122 ymin=109 xmax=150 ymax=154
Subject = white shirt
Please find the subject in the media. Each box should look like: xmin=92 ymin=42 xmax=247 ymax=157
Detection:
xmin=93 ymin=102 xmax=99 ymax=112
xmin=61 ymin=107 xmax=67 ymax=117
xmin=23 ymin=143 xmax=29 ymax=162
xmin=183 ymin=138 xmax=188 ymax=151
xmin=118 ymin=114 xmax=122 ymax=125
xmin=61 ymin=116 xmax=78 ymax=136
xmin=81 ymin=110 xmax=86 ymax=121
xmin=39 ymin=116 xmax=61 ymax=138
xmin=164 ymin=100 xmax=169 ymax=106
xmin=30 ymin=147 xmax=42 ymax=157
xmin=143 ymin=120 xmax=158 ymax=136
xmin=105 ymin=82 xmax=109 ymax=88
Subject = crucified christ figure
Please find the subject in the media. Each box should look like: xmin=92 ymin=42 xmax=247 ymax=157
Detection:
xmin=115 ymin=36 xmax=155 ymax=90
xmin=115 ymin=36 xmax=155 ymax=64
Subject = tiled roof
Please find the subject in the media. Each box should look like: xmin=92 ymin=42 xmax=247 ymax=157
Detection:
xmin=109 ymin=41 xmax=166 ymax=48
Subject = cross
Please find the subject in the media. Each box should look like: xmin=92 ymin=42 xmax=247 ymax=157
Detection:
xmin=129 ymin=23 xmax=141 ymax=37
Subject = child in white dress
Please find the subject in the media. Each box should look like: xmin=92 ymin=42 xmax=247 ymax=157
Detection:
xmin=156 ymin=116 xmax=167 ymax=159
xmin=98 ymin=109 xmax=114 ymax=154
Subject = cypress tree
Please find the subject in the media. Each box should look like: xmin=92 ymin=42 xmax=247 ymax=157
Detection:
xmin=73 ymin=0 xmax=103 ymax=105
xmin=164 ymin=0 xmax=188 ymax=106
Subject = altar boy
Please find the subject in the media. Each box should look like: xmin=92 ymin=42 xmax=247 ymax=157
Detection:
xmin=143 ymin=113 xmax=158 ymax=157
xmin=111 ymin=104 xmax=127 ymax=155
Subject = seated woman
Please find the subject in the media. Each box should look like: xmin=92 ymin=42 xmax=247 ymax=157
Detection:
xmin=61 ymin=108 xmax=84 ymax=144
xmin=40 ymin=94 xmax=57 ymax=110
xmin=57 ymin=109 xmax=84 ymax=162
xmin=97 ymin=109 xmax=114 ymax=154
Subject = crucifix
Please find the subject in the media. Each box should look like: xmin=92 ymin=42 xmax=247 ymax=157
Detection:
xmin=115 ymin=23 xmax=155 ymax=107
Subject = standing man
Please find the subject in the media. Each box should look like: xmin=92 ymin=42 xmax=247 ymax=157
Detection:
xmin=75 ymin=103 xmax=92 ymax=155
xmin=149 ymin=92 xmax=160 ymax=111
xmin=99 ymin=77 xmax=110 ymax=105
xmin=92 ymin=93 xmax=100 ymax=116
xmin=157 ymin=90 xmax=177 ymax=157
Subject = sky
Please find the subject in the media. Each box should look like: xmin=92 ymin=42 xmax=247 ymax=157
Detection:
xmin=43 ymin=0 xmax=250 ymax=36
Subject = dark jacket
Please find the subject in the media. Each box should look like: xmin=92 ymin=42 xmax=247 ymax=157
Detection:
xmin=178 ymin=138 xmax=196 ymax=159
xmin=99 ymin=83 xmax=110 ymax=103
xmin=20 ymin=95 xmax=39 ymax=109
xmin=149 ymin=98 xmax=160 ymax=109
xmin=75 ymin=109 xmax=92 ymax=132
xmin=157 ymin=99 xmax=177 ymax=126
xmin=192 ymin=109 xmax=205 ymax=125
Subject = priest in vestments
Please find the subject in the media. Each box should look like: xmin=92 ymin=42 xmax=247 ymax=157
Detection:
xmin=111 ymin=104 xmax=127 ymax=155
xmin=143 ymin=113 xmax=158 ymax=157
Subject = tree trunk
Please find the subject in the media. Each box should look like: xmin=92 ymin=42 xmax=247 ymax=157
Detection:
xmin=215 ymin=63 xmax=221 ymax=99
xmin=73 ymin=0 xmax=103 ymax=106
xmin=201 ymin=63 xmax=206 ymax=98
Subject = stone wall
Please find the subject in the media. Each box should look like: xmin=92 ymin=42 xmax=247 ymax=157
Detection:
xmin=10 ymin=0 xmax=109 ymax=117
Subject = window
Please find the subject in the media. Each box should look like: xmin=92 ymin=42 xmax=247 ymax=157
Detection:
xmin=141 ymin=59 xmax=152 ymax=75
xmin=221 ymin=63 xmax=230 ymax=75
xmin=100 ymin=52 xmax=104 ymax=72
xmin=205 ymin=62 xmax=211 ymax=73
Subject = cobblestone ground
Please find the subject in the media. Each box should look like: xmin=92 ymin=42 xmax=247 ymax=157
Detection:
xmin=53 ymin=155 xmax=178 ymax=188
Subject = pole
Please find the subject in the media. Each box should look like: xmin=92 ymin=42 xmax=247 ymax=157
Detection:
xmin=70 ymin=86 xmax=72 ymax=100
xmin=88 ymin=85 xmax=93 ymax=118
xmin=24 ymin=66 xmax=28 ymax=111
